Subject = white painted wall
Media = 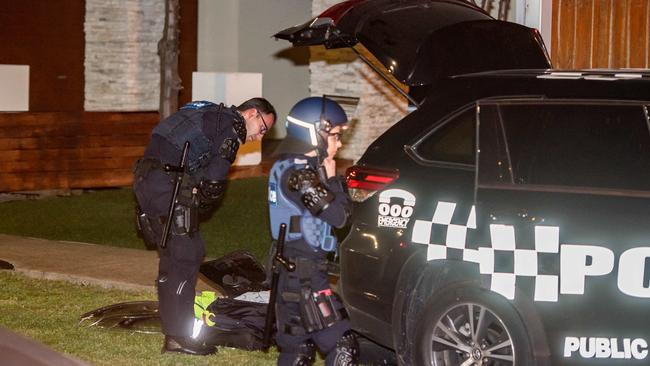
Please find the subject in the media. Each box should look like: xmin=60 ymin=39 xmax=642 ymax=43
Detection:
xmin=197 ymin=0 xmax=239 ymax=72
xmin=197 ymin=0 xmax=311 ymax=138
xmin=516 ymin=0 xmax=553 ymax=57
xmin=483 ymin=0 xmax=518 ymax=21
xmin=0 ymin=65 xmax=29 ymax=111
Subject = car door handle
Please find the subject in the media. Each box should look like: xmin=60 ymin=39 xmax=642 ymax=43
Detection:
xmin=488 ymin=209 xmax=544 ymax=224
xmin=516 ymin=209 xmax=547 ymax=224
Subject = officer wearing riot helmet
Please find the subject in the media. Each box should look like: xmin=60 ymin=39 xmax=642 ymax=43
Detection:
xmin=268 ymin=97 xmax=358 ymax=365
xmin=133 ymin=98 xmax=276 ymax=355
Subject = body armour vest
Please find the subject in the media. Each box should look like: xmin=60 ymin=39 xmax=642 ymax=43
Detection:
xmin=268 ymin=158 xmax=337 ymax=252
xmin=152 ymin=101 xmax=238 ymax=173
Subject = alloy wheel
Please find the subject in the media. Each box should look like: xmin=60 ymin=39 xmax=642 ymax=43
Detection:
xmin=429 ymin=302 xmax=514 ymax=366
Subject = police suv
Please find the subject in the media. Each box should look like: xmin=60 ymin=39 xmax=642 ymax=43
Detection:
xmin=275 ymin=1 xmax=650 ymax=365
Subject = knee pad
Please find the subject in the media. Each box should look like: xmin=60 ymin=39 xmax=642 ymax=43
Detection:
xmin=329 ymin=331 xmax=359 ymax=366
xmin=282 ymin=341 xmax=316 ymax=366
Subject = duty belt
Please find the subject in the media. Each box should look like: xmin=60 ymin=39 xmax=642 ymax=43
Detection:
xmin=293 ymin=257 xmax=329 ymax=275
xmin=134 ymin=157 xmax=199 ymax=236
xmin=279 ymin=257 xmax=327 ymax=303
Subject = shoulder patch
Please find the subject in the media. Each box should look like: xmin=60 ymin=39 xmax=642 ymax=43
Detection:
xmin=268 ymin=182 xmax=278 ymax=205
xmin=180 ymin=100 xmax=216 ymax=110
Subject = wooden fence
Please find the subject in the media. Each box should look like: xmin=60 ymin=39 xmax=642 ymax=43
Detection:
xmin=552 ymin=0 xmax=650 ymax=69
xmin=0 ymin=112 xmax=158 ymax=192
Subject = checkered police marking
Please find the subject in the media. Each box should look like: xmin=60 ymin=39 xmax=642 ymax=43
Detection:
xmin=412 ymin=201 xmax=560 ymax=302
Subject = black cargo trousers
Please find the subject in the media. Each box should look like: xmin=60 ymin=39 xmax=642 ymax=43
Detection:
xmin=133 ymin=163 xmax=205 ymax=339
xmin=275 ymin=242 xmax=351 ymax=366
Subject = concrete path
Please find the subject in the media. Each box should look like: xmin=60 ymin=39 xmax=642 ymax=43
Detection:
xmin=0 ymin=234 xmax=213 ymax=292
xmin=0 ymin=327 xmax=90 ymax=366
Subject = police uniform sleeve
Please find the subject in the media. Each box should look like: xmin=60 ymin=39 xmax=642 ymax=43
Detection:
xmin=319 ymin=175 xmax=352 ymax=228
xmin=286 ymin=168 xmax=351 ymax=228
xmin=204 ymin=127 xmax=239 ymax=180
xmin=196 ymin=109 xmax=246 ymax=210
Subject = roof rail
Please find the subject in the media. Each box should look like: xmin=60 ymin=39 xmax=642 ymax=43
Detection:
xmin=537 ymin=69 xmax=650 ymax=80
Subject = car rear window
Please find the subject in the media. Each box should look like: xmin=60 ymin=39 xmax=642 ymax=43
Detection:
xmin=413 ymin=107 xmax=475 ymax=165
xmin=478 ymin=102 xmax=650 ymax=192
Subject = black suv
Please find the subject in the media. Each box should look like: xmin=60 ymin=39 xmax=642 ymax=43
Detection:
xmin=276 ymin=1 xmax=650 ymax=365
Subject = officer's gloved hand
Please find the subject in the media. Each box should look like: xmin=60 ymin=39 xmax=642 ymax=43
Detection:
xmin=198 ymin=200 xmax=220 ymax=217
xmin=197 ymin=179 xmax=226 ymax=215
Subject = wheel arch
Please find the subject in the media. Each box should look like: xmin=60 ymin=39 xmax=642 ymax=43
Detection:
xmin=391 ymin=254 xmax=551 ymax=366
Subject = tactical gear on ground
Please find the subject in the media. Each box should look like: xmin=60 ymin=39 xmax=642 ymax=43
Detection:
xmin=79 ymin=249 xmax=389 ymax=364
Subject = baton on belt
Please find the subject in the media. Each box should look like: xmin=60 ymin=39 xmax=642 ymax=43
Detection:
xmin=160 ymin=141 xmax=190 ymax=249
xmin=262 ymin=223 xmax=296 ymax=351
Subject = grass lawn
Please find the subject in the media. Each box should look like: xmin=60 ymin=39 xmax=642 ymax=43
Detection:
xmin=0 ymin=271 xmax=281 ymax=366
xmin=0 ymin=177 xmax=271 ymax=260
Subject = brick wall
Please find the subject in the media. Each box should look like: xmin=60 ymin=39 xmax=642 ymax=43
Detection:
xmin=310 ymin=0 xmax=408 ymax=162
xmin=84 ymin=0 xmax=165 ymax=111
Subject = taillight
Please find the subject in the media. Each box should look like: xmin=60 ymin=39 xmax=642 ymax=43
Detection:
xmin=345 ymin=165 xmax=399 ymax=202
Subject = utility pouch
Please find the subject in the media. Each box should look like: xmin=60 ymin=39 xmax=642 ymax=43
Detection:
xmin=135 ymin=207 xmax=160 ymax=250
xmin=171 ymin=203 xmax=198 ymax=235
xmin=299 ymin=287 xmax=325 ymax=333
xmin=313 ymin=289 xmax=341 ymax=327
xmin=298 ymin=287 xmax=342 ymax=333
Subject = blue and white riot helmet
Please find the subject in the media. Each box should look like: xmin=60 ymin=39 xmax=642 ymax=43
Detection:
xmin=276 ymin=97 xmax=348 ymax=156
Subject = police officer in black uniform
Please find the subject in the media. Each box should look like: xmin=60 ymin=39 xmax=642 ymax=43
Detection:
xmin=268 ymin=97 xmax=359 ymax=365
xmin=134 ymin=98 xmax=276 ymax=355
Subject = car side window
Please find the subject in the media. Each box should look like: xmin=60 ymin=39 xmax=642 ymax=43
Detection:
xmin=413 ymin=107 xmax=476 ymax=165
xmin=479 ymin=102 xmax=650 ymax=192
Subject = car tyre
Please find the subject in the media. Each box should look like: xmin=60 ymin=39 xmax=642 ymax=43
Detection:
xmin=411 ymin=286 xmax=533 ymax=366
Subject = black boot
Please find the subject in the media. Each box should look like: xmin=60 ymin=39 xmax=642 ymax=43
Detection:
xmin=162 ymin=335 xmax=217 ymax=356
xmin=326 ymin=331 xmax=359 ymax=365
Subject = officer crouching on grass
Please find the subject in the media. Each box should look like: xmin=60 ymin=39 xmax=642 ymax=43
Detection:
xmin=268 ymin=96 xmax=359 ymax=365
xmin=133 ymin=98 xmax=276 ymax=356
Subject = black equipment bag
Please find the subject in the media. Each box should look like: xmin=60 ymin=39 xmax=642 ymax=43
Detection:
xmin=79 ymin=297 xmax=272 ymax=350
xmin=200 ymin=297 xmax=271 ymax=350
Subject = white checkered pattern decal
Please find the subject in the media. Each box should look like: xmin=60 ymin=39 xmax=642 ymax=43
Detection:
xmin=412 ymin=201 xmax=560 ymax=302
